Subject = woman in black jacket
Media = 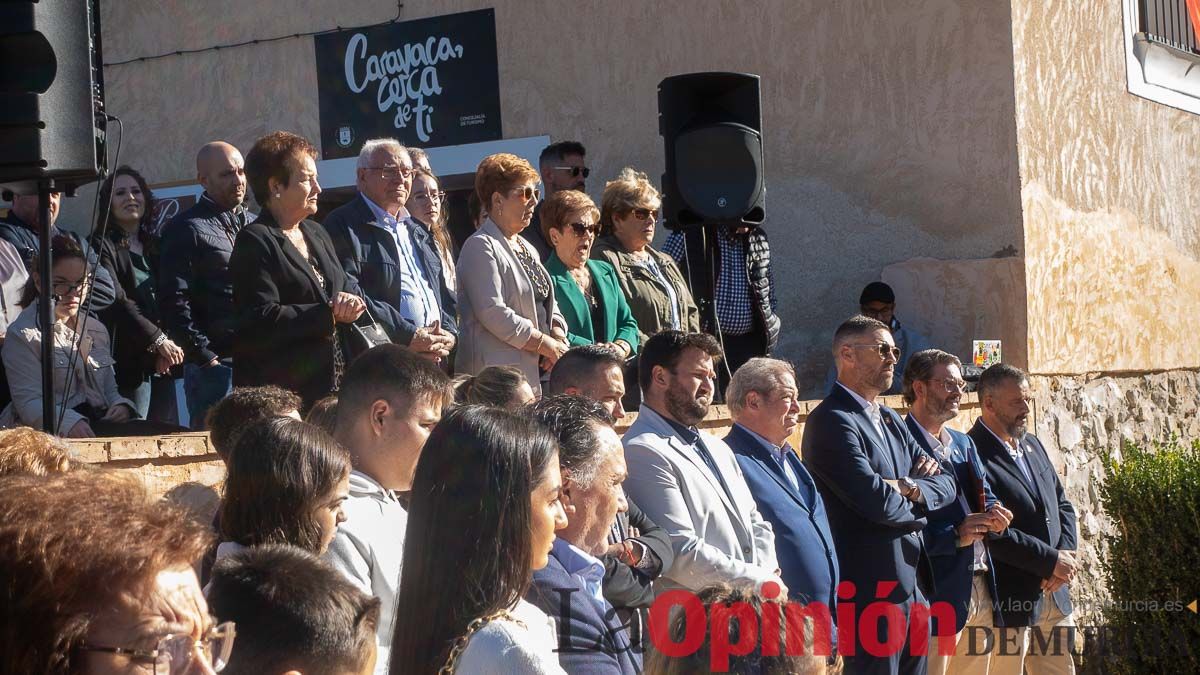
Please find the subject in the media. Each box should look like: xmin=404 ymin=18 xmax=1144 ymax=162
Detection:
xmin=93 ymin=166 xmax=185 ymax=420
xmin=231 ymin=132 xmax=366 ymax=409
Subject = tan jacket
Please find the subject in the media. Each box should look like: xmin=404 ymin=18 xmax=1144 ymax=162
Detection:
xmin=591 ymin=235 xmax=701 ymax=346
xmin=454 ymin=219 xmax=565 ymax=394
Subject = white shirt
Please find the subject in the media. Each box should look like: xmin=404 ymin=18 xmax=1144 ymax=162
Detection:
xmin=454 ymin=598 xmax=565 ymax=674
xmin=362 ymin=195 xmax=440 ymax=328
xmin=910 ymin=416 xmax=987 ymax=571
xmin=838 ymin=382 xmax=884 ymax=436
xmin=324 ymin=470 xmax=408 ymax=675
xmin=738 ymin=423 xmax=800 ymax=492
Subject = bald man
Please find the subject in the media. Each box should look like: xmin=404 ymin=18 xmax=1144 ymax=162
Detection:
xmin=157 ymin=141 xmax=251 ymax=428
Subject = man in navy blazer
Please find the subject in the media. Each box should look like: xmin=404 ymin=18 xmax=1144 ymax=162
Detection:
xmin=802 ymin=316 xmax=958 ymax=675
xmin=902 ymin=349 xmax=1013 ymax=675
xmin=725 ymin=357 xmax=839 ymax=647
xmin=969 ymin=364 xmax=1077 ymax=675
xmin=322 ymin=138 xmax=456 ymax=361
xmin=525 ymin=395 xmax=640 ymax=674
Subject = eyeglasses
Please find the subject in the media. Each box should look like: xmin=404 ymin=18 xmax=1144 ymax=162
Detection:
xmin=627 ymin=207 xmax=658 ymax=221
xmin=412 ymin=190 xmax=446 ymax=203
xmin=51 ymin=279 xmax=89 ymax=297
xmin=925 ymin=377 xmax=967 ymax=394
xmin=848 ymin=343 xmax=901 ymax=360
xmin=565 ymin=222 xmax=599 ymax=237
xmin=553 ymin=166 xmax=590 ymax=178
xmin=509 ymin=185 xmax=541 ymax=202
xmin=81 ymin=621 xmax=236 ymax=674
xmin=364 ymin=166 xmax=414 ymax=182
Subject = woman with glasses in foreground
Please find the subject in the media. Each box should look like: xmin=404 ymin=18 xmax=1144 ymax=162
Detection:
xmin=0 ymin=236 xmax=180 ymax=436
xmin=455 ymin=153 xmax=569 ymax=394
xmin=543 ymin=189 xmax=639 ymax=359
xmin=0 ymin=470 xmax=234 ymax=674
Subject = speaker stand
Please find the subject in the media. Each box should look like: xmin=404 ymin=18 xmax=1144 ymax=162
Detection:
xmin=36 ymin=181 xmax=57 ymax=433
xmin=678 ymin=224 xmax=734 ymax=400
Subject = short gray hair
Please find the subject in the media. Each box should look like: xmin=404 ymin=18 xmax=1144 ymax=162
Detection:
xmin=356 ymin=138 xmax=407 ymax=169
xmin=726 ymin=358 xmax=796 ymax=416
xmin=901 ymin=349 xmax=963 ymax=405
xmin=976 ymin=363 xmax=1028 ymax=401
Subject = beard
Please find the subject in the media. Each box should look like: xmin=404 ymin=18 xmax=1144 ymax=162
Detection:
xmin=665 ymin=383 xmax=709 ymax=426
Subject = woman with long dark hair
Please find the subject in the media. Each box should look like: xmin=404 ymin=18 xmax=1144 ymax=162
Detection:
xmin=93 ymin=166 xmax=185 ymax=420
xmin=217 ymin=416 xmax=351 ymax=560
xmin=390 ymin=406 xmax=568 ymax=674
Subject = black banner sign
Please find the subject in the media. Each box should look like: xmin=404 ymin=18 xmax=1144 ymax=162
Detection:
xmin=314 ymin=8 xmax=502 ymax=159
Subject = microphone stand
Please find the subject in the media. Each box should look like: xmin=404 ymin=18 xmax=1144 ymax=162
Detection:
xmin=37 ymin=181 xmax=56 ymax=433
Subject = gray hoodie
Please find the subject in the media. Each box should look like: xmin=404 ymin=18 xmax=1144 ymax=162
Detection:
xmin=324 ymin=470 xmax=407 ymax=675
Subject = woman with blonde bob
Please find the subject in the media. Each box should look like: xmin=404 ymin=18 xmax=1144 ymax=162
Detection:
xmin=455 ymin=153 xmax=569 ymax=394
xmin=591 ymin=168 xmax=700 ymax=348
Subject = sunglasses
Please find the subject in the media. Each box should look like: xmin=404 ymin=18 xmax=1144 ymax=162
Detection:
xmin=627 ymin=207 xmax=658 ymax=221
xmin=849 ymin=342 xmax=902 ymax=360
xmin=509 ymin=185 xmax=541 ymax=202
xmin=553 ymin=166 xmax=590 ymax=178
xmin=565 ymin=222 xmax=600 ymax=237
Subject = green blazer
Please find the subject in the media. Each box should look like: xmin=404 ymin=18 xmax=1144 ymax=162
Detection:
xmin=547 ymin=254 xmax=640 ymax=354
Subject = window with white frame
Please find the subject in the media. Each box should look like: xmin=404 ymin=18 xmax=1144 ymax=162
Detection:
xmin=1124 ymin=0 xmax=1200 ymax=114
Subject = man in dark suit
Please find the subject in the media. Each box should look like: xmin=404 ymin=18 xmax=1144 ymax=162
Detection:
xmin=902 ymin=349 xmax=1013 ymax=675
xmin=725 ymin=357 xmax=839 ymax=650
xmin=322 ymin=138 xmax=456 ymax=362
xmin=802 ymin=315 xmax=958 ymax=675
xmin=522 ymin=140 xmax=588 ymax=261
xmin=526 ymin=395 xmax=640 ymax=674
xmin=968 ymin=364 xmax=1077 ymax=675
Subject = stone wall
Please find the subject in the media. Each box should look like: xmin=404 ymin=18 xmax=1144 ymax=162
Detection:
xmin=1028 ymin=368 xmax=1200 ymax=626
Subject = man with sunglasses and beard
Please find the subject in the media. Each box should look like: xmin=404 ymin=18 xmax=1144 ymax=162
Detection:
xmin=523 ymin=140 xmax=589 ymax=261
xmin=622 ymin=330 xmax=786 ymax=600
xmin=802 ymin=315 xmax=959 ymax=675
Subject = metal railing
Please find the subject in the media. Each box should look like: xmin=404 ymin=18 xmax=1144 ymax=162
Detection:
xmin=1140 ymin=0 xmax=1200 ymax=54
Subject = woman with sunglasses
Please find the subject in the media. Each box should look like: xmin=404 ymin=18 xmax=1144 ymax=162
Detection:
xmin=0 ymin=469 xmax=235 ymax=674
xmin=592 ymin=168 xmax=700 ymax=348
xmin=0 ymin=236 xmax=179 ymax=437
xmin=455 ymin=153 xmax=568 ymax=395
xmin=542 ymin=190 xmax=638 ymax=360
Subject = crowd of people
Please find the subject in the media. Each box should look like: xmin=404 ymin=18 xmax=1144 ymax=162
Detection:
xmin=0 ymin=133 xmax=1081 ymax=675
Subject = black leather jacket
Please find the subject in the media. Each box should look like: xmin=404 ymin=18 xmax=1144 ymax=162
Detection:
xmin=156 ymin=193 xmax=251 ymax=365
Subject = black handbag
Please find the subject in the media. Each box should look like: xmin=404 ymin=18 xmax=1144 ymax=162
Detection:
xmin=341 ymin=304 xmax=392 ymax=360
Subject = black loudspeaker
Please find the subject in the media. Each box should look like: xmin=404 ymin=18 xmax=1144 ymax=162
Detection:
xmin=0 ymin=0 xmax=106 ymax=195
xmin=658 ymin=72 xmax=764 ymax=229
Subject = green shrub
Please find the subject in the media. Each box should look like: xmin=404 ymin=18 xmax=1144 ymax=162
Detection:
xmin=1100 ymin=438 xmax=1200 ymax=674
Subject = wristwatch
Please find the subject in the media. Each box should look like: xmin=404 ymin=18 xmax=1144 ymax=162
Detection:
xmin=898 ymin=477 xmax=917 ymax=497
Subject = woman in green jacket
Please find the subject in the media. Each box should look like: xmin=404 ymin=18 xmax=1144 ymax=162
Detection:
xmin=542 ymin=190 xmax=639 ymax=360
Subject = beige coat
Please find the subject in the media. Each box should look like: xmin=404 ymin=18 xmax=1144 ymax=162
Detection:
xmin=454 ymin=218 xmax=565 ymax=394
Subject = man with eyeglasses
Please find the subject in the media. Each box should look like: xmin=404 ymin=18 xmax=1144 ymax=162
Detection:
xmin=968 ymin=364 xmax=1078 ymax=675
xmin=827 ymin=281 xmax=933 ymax=396
xmin=801 ymin=315 xmax=959 ymax=675
xmin=522 ymin=140 xmax=589 ymax=261
xmin=902 ymin=349 xmax=1013 ymax=675
xmin=324 ymin=138 xmax=457 ymax=363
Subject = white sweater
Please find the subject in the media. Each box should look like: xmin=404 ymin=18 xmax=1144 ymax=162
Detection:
xmin=453 ymin=598 xmax=566 ymax=674
xmin=324 ymin=471 xmax=408 ymax=675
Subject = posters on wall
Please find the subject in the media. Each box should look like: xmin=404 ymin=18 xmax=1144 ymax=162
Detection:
xmin=313 ymin=8 xmax=502 ymax=160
